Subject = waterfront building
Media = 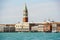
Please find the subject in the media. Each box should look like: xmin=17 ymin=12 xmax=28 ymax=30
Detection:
xmin=15 ymin=23 xmax=22 ymax=32
xmin=56 ymin=22 xmax=60 ymax=32
xmin=22 ymin=22 xmax=29 ymax=31
xmin=4 ymin=24 xmax=15 ymax=32
xmin=52 ymin=22 xmax=57 ymax=32
xmin=15 ymin=22 xmax=29 ymax=32
xmin=29 ymin=22 xmax=45 ymax=32
xmin=0 ymin=24 xmax=6 ymax=32
xmin=43 ymin=22 xmax=52 ymax=32
xmin=31 ymin=26 xmax=38 ymax=32
xmin=38 ymin=25 xmax=44 ymax=32
xmin=0 ymin=24 xmax=15 ymax=32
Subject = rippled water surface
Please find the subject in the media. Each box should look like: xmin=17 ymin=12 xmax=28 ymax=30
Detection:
xmin=0 ymin=32 xmax=60 ymax=40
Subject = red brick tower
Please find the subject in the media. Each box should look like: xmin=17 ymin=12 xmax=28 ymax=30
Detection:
xmin=23 ymin=4 xmax=28 ymax=22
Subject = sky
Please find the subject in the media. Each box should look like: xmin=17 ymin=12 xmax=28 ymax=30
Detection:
xmin=0 ymin=0 xmax=60 ymax=24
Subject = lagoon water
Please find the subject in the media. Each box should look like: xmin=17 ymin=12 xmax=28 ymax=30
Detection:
xmin=0 ymin=32 xmax=60 ymax=40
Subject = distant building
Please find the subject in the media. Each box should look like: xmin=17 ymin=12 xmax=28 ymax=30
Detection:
xmin=15 ymin=22 xmax=29 ymax=32
xmin=0 ymin=24 xmax=6 ymax=32
xmin=4 ymin=24 xmax=15 ymax=32
xmin=31 ymin=26 xmax=38 ymax=32
xmin=15 ymin=23 xmax=22 ymax=32
xmin=52 ymin=23 xmax=57 ymax=32
xmin=38 ymin=25 xmax=44 ymax=32
xmin=29 ymin=22 xmax=45 ymax=32
xmin=56 ymin=22 xmax=60 ymax=32
xmin=43 ymin=22 xmax=52 ymax=32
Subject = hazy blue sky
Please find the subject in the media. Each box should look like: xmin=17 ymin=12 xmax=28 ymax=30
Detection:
xmin=0 ymin=0 xmax=60 ymax=24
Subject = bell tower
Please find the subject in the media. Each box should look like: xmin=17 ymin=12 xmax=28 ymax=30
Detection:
xmin=23 ymin=4 xmax=28 ymax=22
